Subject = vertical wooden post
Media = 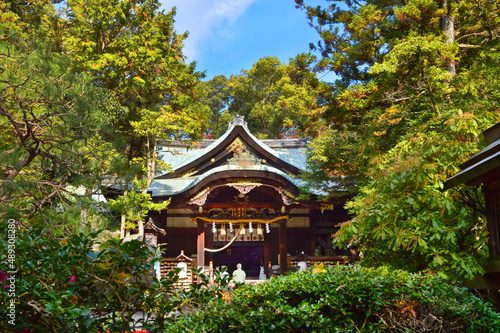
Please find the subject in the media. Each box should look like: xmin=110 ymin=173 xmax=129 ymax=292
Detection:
xmin=264 ymin=229 xmax=270 ymax=277
xmin=279 ymin=219 xmax=287 ymax=275
xmin=310 ymin=210 xmax=316 ymax=255
xmin=209 ymin=261 xmax=214 ymax=283
xmin=207 ymin=226 xmax=214 ymax=264
xmin=484 ymin=186 xmax=500 ymax=257
xmin=197 ymin=220 xmax=205 ymax=270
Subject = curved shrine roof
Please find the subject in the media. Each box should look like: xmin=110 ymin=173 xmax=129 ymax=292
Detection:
xmin=149 ymin=116 xmax=313 ymax=198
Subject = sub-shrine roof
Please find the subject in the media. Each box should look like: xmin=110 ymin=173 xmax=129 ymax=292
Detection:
xmin=444 ymin=122 xmax=500 ymax=189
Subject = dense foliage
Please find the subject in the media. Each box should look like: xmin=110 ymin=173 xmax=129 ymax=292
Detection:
xmin=335 ymin=111 xmax=495 ymax=282
xmin=0 ymin=220 xmax=232 ymax=332
xmin=201 ymin=55 xmax=330 ymax=139
xmin=62 ymin=0 xmax=211 ymax=158
xmin=0 ymin=220 xmax=175 ymax=331
xmin=166 ymin=265 xmax=500 ymax=332
xmin=295 ymin=0 xmax=500 ymax=281
xmin=0 ymin=0 xmax=210 ymax=234
xmin=0 ymin=1 xmax=118 ymax=232
xmin=297 ymin=0 xmax=500 ymax=193
xmin=59 ymin=0 xmax=211 ymax=233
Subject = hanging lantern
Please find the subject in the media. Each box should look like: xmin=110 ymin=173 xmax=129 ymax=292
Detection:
xmin=257 ymin=223 xmax=263 ymax=235
xmin=239 ymin=223 xmax=246 ymax=235
xmin=220 ymin=222 xmax=226 ymax=235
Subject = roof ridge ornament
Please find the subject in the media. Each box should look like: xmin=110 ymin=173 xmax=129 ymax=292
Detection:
xmin=145 ymin=217 xmax=167 ymax=235
xmin=228 ymin=114 xmax=249 ymax=131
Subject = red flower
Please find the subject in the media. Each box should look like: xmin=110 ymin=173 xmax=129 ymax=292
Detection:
xmin=0 ymin=270 xmax=7 ymax=282
xmin=69 ymin=276 xmax=75 ymax=282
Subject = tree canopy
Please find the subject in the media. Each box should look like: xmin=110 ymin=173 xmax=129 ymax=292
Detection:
xmin=201 ymin=55 xmax=329 ymax=139
xmin=296 ymin=0 xmax=500 ymax=282
xmin=0 ymin=0 xmax=209 ymax=233
xmin=0 ymin=1 xmax=118 ymax=231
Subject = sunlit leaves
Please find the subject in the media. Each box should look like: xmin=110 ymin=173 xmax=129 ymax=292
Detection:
xmin=63 ymin=0 xmax=209 ymax=156
xmin=0 ymin=221 xmax=188 ymax=331
xmin=334 ymin=111 xmax=497 ymax=282
xmin=298 ymin=0 xmax=500 ymax=196
xmin=204 ymin=55 xmax=327 ymax=139
xmin=0 ymin=8 xmax=119 ymax=223
xmin=165 ymin=265 xmax=500 ymax=332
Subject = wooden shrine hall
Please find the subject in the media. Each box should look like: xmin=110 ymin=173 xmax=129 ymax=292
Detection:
xmin=146 ymin=115 xmax=349 ymax=278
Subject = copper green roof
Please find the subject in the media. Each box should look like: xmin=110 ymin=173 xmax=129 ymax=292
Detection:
xmin=149 ymin=115 xmax=314 ymax=197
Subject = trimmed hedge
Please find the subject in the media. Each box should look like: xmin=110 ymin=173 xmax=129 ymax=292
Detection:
xmin=166 ymin=265 xmax=500 ymax=332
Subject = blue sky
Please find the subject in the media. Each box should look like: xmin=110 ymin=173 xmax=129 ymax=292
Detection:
xmin=160 ymin=0 xmax=332 ymax=81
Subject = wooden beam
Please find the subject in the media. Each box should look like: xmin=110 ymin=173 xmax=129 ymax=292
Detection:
xmin=167 ymin=200 xmax=330 ymax=211
xmin=203 ymin=202 xmax=285 ymax=210
xmin=279 ymin=219 xmax=287 ymax=275
xmin=148 ymin=211 xmax=315 ymax=218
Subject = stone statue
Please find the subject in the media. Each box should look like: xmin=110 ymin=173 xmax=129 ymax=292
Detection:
xmin=259 ymin=266 xmax=266 ymax=280
xmin=297 ymin=261 xmax=307 ymax=272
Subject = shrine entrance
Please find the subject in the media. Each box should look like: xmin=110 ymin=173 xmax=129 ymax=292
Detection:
xmin=213 ymin=243 xmax=264 ymax=278
xmin=208 ymin=211 xmax=268 ymax=277
xmin=194 ymin=205 xmax=290 ymax=278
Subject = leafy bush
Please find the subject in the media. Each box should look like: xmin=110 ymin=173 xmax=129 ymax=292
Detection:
xmin=166 ymin=265 xmax=500 ymax=332
xmin=334 ymin=111 xmax=497 ymax=284
xmin=0 ymin=220 xmax=184 ymax=332
xmin=0 ymin=219 xmax=234 ymax=332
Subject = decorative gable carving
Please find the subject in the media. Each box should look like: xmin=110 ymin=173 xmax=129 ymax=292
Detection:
xmin=227 ymin=182 xmax=261 ymax=195
xmin=226 ymin=137 xmax=246 ymax=153
xmin=228 ymin=145 xmax=261 ymax=166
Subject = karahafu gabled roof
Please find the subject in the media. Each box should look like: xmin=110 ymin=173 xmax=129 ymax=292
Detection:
xmin=148 ymin=115 xmax=312 ymax=198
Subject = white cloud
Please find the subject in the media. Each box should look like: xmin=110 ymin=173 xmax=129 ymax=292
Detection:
xmin=208 ymin=0 xmax=256 ymax=24
xmin=161 ymin=0 xmax=258 ymax=62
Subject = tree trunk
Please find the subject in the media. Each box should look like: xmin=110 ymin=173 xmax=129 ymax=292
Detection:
xmin=80 ymin=187 xmax=92 ymax=232
xmin=120 ymin=189 xmax=128 ymax=238
xmin=442 ymin=0 xmax=456 ymax=77
xmin=136 ymin=133 xmax=156 ymax=239
xmin=141 ymin=133 xmax=157 ymax=195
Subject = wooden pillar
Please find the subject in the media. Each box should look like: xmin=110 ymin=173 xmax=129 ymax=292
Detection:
xmin=484 ymin=181 xmax=500 ymax=257
xmin=264 ymin=229 xmax=270 ymax=277
xmin=279 ymin=219 xmax=287 ymax=274
xmin=206 ymin=226 xmax=214 ymax=264
xmin=310 ymin=210 xmax=317 ymax=255
xmin=197 ymin=220 xmax=205 ymax=269
xmin=159 ymin=211 xmax=167 ymax=251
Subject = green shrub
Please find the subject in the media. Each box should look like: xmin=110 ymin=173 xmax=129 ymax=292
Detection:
xmin=166 ymin=265 xmax=500 ymax=332
xmin=0 ymin=220 xmax=233 ymax=332
xmin=0 ymin=221 xmax=184 ymax=332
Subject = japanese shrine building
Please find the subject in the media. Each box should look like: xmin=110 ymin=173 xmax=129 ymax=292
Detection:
xmin=146 ymin=115 xmax=349 ymax=277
